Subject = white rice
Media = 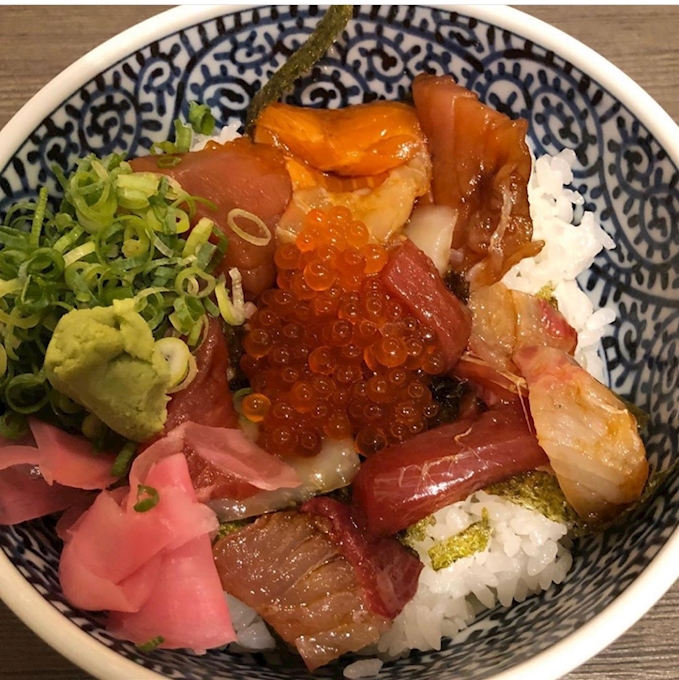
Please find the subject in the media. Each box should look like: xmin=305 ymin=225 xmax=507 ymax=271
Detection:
xmin=224 ymin=594 xmax=276 ymax=654
xmin=378 ymin=492 xmax=572 ymax=658
xmin=344 ymin=659 xmax=385 ymax=679
xmin=190 ymin=120 xmax=242 ymax=151
xmin=502 ymin=148 xmax=616 ymax=381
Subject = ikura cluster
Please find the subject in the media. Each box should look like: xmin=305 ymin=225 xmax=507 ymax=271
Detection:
xmin=240 ymin=206 xmax=445 ymax=458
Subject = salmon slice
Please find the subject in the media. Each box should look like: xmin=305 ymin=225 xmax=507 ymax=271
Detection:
xmin=254 ymin=100 xmax=426 ymax=177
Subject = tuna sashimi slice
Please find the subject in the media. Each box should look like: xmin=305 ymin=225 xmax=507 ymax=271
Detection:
xmin=134 ymin=421 xmax=300 ymax=506
xmin=108 ymin=534 xmax=235 ymax=653
xmin=164 ymin=317 xmax=239 ymax=433
xmin=301 ymin=497 xmax=422 ymax=620
xmin=159 ymin=317 xmax=299 ymax=502
xmin=380 ymin=238 xmax=471 ymax=372
xmin=214 ymin=510 xmax=390 ymax=670
xmin=130 ymin=138 xmax=292 ymax=297
xmin=351 ymin=401 xmax=549 ymax=536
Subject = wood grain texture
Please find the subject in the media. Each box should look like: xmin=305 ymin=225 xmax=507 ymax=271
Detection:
xmin=0 ymin=5 xmax=678 ymax=679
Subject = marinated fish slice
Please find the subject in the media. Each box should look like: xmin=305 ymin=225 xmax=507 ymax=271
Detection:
xmin=214 ymin=510 xmax=394 ymax=670
xmin=131 ymin=138 xmax=292 ymax=296
xmin=412 ymin=74 xmax=541 ymax=290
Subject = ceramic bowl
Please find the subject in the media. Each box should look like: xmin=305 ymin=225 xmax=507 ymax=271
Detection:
xmin=0 ymin=5 xmax=678 ymax=680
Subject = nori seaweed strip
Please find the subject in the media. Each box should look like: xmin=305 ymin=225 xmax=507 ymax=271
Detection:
xmin=245 ymin=5 xmax=353 ymax=134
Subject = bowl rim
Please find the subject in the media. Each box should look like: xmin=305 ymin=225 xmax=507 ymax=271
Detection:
xmin=0 ymin=4 xmax=678 ymax=680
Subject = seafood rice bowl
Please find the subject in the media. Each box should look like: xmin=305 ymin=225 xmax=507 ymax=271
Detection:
xmin=0 ymin=6 xmax=678 ymax=680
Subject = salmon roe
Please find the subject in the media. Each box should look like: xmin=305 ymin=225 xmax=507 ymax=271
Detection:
xmin=241 ymin=206 xmax=441 ymax=458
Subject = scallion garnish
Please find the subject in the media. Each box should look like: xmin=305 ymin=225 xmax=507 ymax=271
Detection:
xmin=0 ymin=410 xmax=29 ymax=440
xmin=137 ymin=635 xmax=165 ymax=652
xmin=188 ymin=101 xmax=216 ymax=136
xmin=134 ymin=484 xmax=160 ymax=513
xmin=226 ymin=208 xmax=271 ymax=247
xmin=111 ymin=441 xmax=137 ymax=478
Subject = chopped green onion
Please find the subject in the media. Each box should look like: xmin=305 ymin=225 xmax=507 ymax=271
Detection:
xmin=4 ymin=372 xmax=50 ymax=414
xmin=29 ymin=188 xmax=49 ymax=249
xmin=215 ymin=269 xmax=246 ymax=326
xmin=136 ymin=635 xmax=165 ymax=652
xmin=111 ymin=441 xmax=137 ymax=478
xmin=0 ymin=410 xmax=29 ymax=440
xmin=226 ymin=209 xmax=271 ymax=247
xmin=155 ymin=155 xmax=182 ymax=169
xmin=0 ymin=138 xmax=237 ymax=428
xmin=134 ymin=484 xmax=160 ymax=513
xmin=155 ymin=336 xmax=196 ymax=390
xmin=182 ymin=217 xmax=215 ymax=258
xmin=188 ymin=101 xmax=216 ymax=136
xmin=245 ymin=5 xmax=353 ymax=133
xmin=63 ymin=241 xmax=96 ymax=267
xmin=81 ymin=412 xmax=105 ymax=440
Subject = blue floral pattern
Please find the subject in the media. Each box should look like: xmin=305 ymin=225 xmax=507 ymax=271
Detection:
xmin=0 ymin=5 xmax=678 ymax=680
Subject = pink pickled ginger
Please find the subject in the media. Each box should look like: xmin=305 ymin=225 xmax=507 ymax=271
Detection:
xmin=0 ymin=419 xmax=117 ymax=526
xmin=59 ymin=444 xmax=237 ymax=652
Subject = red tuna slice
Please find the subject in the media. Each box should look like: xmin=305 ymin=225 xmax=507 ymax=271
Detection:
xmin=29 ymin=418 xmax=117 ymax=489
xmin=351 ymin=401 xmax=549 ymax=536
xmin=130 ymin=138 xmax=292 ymax=297
xmin=134 ymin=422 xmax=300 ymax=505
xmin=412 ymin=74 xmax=541 ymax=290
xmin=301 ymin=497 xmax=422 ymax=620
xmin=0 ymin=466 xmax=92 ymax=525
xmin=164 ymin=317 xmax=238 ymax=432
xmin=162 ymin=316 xmax=261 ymax=502
xmin=108 ymin=534 xmax=235 ymax=653
xmin=214 ymin=509 xmax=396 ymax=670
xmin=59 ymin=453 xmax=218 ymax=613
xmin=380 ymin=238 xmax=471 ymax=372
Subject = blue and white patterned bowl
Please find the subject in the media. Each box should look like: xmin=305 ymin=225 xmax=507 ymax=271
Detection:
xmin=0 ymin=5 xmax=678 ymax=680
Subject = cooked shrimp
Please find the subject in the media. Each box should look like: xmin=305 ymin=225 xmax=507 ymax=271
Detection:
xmin=514 ymin=346 xmax=648 ymax=522
xmin=254 ymin=101 xmax=432 ymax=244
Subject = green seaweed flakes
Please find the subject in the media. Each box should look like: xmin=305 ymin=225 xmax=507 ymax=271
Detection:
xmin=400 ymin=515 xmax=436 ymax=550
xmin=485 ymin=470 xmax=579 ymax=526
xmin=427 ymin=510 xmax=491 ymax=571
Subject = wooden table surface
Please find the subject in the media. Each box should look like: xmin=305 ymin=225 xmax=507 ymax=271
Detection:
xmin=1 ymin=4 xmax=678 ymax=679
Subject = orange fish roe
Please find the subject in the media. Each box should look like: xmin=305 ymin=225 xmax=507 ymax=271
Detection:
xmin=241 ymin=206 xmax=442 ymax=458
